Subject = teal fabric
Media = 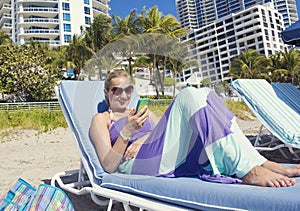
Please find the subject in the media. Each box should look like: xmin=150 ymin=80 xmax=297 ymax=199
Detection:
xmin=119 ymin=87 xmax=266 ymax=179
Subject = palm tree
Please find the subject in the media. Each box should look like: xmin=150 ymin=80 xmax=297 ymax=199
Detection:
xmin=112 ymin=10 xmax=143 ymax=79
xmin=168 ymin=58 xmax=199 ymax=97
xmin=229 ymin=49 xmax=270 ymax=79
xmin=268 ymin=52 xmax=288 ymax=82
xmin=140 ymin=6 xmax=188 ymax=95
xmin=0 ymin=30 xmax=12 ymax=47
xmin=280 ymin=48 xmax=300 ymax=84
xmin=84 ymin=14 xmax=112 ymax=52
xmin=65 ymin=34 xmax=94 ymax=78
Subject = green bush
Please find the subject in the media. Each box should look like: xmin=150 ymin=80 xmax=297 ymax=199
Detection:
xmin=164 ymin=77 xmax=174 ymax=86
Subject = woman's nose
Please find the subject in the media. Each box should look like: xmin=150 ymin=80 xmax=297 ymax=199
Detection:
xmin=120 ymin=90 xmax=128 ymax=98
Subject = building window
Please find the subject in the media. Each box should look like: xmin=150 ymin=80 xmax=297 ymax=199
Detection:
xmin=84 ymin=6 xmax=90 ymax=15
xmin=63 ymin=13 xmax=70 ymax=21
xmin=85 ymin=16 xmax=91 ymax=25
xmin=84 ymin=0 xmax=90 ymax=4
xmin=64 ymin=23 xmax=71 ymax=32
xmin=62 ymin=3 xmax=70 ymax=11
xmin=64 ymin=34 xmax=71 ymax=43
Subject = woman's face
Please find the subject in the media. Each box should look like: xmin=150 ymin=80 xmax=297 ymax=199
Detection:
xmin=106 ymin=76 xmax=133 ymax=112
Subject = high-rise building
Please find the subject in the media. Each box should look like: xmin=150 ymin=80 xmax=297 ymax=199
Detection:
xmin=179 ymin=3 xmax=286 ymax=83
xmin=176 ymin=0 xmax=298 ymax=29
xmin=0 ymin=0 xmax=110 ymax=46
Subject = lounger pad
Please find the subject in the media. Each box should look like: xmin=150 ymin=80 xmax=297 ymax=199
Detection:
xmin=101 ymin=172 xmax=300 ymax=211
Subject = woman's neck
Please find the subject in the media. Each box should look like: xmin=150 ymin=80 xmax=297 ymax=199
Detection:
xmin=109 ymin=108 xmax=129 ymax=120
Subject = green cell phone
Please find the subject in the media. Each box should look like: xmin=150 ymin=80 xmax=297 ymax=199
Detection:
xmin=136 ymin=98 xmax=150 ymax=114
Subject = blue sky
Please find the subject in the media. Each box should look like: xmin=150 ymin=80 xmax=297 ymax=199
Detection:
xmin=297 ymin=1 xmax=300 ymax=18
xmin=109 ymin=0 xmax=177 ymax=18
xmin=109 ymin=1 xmax=300 ymax=21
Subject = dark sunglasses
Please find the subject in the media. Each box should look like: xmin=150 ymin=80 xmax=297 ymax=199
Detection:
xmin=110 ymin=85 xmax=134 ymax=96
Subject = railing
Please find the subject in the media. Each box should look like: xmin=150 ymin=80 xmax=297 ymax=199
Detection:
xmin=22 ymin=8 xmax=58 ymax=13
xmin=19 ymin=0 xmax=58 ymax=2
xmin=24 ymin=29 xmax=59 ymax=34
xmin=0 ymin=100 xmax=174 ymax=112
xmin=24 ymin=40 xmax=60 ymax=45
xmin=0 ymin=102 xmax=61 ymax=111
xmin=23 ymin=18 xmax=59 ymax=23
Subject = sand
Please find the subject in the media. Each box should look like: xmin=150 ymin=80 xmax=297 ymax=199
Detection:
xmin=0 ymin=118 xmax=292 ymax=210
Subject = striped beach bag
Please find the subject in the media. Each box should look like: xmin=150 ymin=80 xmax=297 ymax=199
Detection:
xmin=0 ymin=178 xmax=74 ymax=211
xmin=0 ymin=178 xmax=36 ymax=211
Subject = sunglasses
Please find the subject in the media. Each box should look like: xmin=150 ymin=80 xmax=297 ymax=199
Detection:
xmin=110 ymin=85 xmax=134 ymax=96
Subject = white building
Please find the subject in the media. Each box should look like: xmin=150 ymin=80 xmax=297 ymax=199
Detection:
xmin=176 ymin=0 xmax=298 ymax=29
xmin=0 ymin=0 xmax=110 ymax=46
xmin=180 ymin=3 xmax=286 ymax=83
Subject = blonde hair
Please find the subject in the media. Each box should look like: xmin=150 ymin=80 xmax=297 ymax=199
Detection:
xmin=104 ymin=70 xmax=130 ymax=107
xmin=104 ymin=70 xmax=129 ymax=91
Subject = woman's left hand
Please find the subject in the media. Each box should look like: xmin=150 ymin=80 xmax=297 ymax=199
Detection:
xmin=124 ymin=142 xmax=141 ymax=160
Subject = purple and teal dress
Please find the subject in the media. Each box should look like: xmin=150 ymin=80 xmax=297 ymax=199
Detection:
xmin=109 ymin=87 xmax=266 ymax=183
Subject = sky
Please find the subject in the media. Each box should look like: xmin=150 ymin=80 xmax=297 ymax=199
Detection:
xmin=109 ymin=0 xmax=300 ymax=20
xmin=109 ymin=0 xmax=177 ymax=18
xmin=297 ymin=1 xmax=300 ymax=18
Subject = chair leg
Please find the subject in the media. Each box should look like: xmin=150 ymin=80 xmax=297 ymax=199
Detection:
xmin=122 ymin=201 xmax=133 ymax=211
xmin=254 ymin=124 xmax=264 ymax=147
xmin=107 ymin=199 xmax=113 ymax=211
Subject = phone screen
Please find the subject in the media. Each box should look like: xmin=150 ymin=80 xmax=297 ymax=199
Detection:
xmin=136 ymin=98 xmax=150 ymax=114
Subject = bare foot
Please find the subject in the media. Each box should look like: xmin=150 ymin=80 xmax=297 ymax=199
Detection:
xmin=262 ymin=161 xmax=300 ymax=177
xmin=242 ymin=165 xmax=296 ymax=187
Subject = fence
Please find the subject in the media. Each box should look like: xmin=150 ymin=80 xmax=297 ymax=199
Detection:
xmin=0 ymin=102 xmax=61 ymax=111
xmin=0 ymin=99 xmax=173 ymax=112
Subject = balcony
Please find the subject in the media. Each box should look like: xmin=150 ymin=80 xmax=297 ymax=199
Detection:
xmin=93 ymin=0 xmax=110 ymax=11
xmin=21 ymin=17 xmax=59 ymax=28
xmin=0 ymin=3 xmax=11 ymax=14
xmin=21 ymin=29 xmax=59 ymax=39
xmin=1 ymin=22 xmax=12 ymax=32
xmin=0 ymin=13 xmax=12 ymax=25
xmin=24 ymin=39 xmax=60 ymax=46
xmin=92 ymin=6 xmax=109 ymax=16
xmin=18 ymin=0 xmax=58 ymax=3
xmin=19 ymin=7 xmax=58 ymax=18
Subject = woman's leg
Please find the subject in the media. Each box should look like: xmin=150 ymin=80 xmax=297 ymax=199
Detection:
xmin=242 ymin=164 xmax=296 ymax=187
xmin=179 ymin=88 xmax=300 ymax=187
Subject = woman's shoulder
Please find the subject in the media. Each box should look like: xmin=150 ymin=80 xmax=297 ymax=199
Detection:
xmin=92 ymin=111 xmax=110 ymax=122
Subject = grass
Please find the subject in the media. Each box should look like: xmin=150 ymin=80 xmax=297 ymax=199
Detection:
xmin=150 ymin=100 xmax=254 ymax=120
xmin=224 ymin=100 xmax=254 ymax=120
xmin=0 ymin=100 xmax=253 ymax=134
xmin=0 ymin=110 xmax=68 ymax=132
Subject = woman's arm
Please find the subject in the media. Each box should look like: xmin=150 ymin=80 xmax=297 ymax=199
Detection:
xmin=90 ymin=108 xmax=152 ymax=173
xmin=90 ymin=112 xmax=129 ymax=173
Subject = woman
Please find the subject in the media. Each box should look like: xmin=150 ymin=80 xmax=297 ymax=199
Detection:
xmin=90 ymin=70 xmax=300 ymax=187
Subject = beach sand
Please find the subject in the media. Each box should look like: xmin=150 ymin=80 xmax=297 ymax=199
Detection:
xmin=0 ymin=118 xmax=296 ymax=210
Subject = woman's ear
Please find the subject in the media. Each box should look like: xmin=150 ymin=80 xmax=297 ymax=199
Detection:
xmin=104 ymin=89 xmax=109 ymax=107
xmin=104 ymin=89 xmax=108 ymax=97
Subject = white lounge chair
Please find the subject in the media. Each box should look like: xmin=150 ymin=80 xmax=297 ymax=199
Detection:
xmin=51 ymin=80 xmax=300 ymax=211
xmin=232 ymin=79 xmax=300 ymax=160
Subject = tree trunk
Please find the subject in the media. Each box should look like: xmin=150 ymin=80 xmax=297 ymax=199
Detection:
xmin=153 ymin=57 xmax=160 ymax=98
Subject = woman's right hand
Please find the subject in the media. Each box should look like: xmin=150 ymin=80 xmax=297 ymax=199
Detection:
xmin=121 ymin=106 xmax=149 ymax=137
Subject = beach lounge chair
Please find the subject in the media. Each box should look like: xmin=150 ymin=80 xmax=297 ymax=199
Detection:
xmin=232 ymin=79 xmax=300 ymax=160
xmin=51 ymin=80 xmax=300 ymax=211
xmin=272 ymin=82 xmax=300 ymax=115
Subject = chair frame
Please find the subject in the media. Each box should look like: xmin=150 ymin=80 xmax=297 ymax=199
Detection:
xmin=50 ymin=83 xmax=199 ymax=211
xmin=51 ymin=162 xmax=193 ymax=211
